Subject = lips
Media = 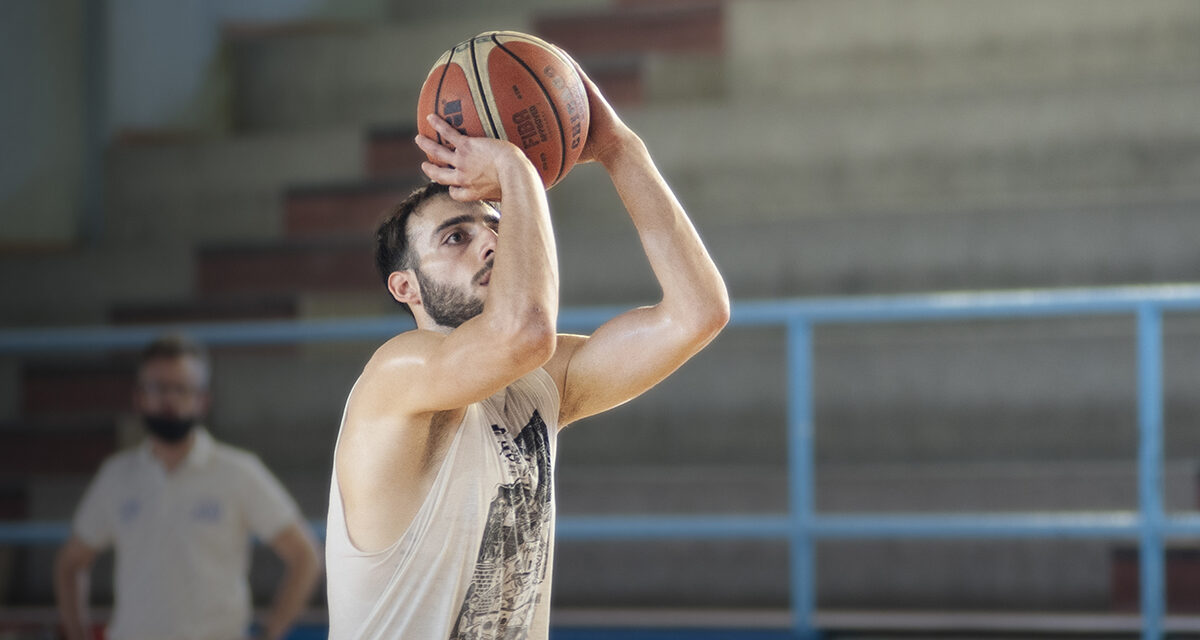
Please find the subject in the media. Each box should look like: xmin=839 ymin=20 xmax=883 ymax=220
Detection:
xmin=475 ymin=261 xmax=493 ymax=286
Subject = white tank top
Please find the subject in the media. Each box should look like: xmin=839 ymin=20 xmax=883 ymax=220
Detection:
xmin=326 ymin=368 xmax=560 ymax=640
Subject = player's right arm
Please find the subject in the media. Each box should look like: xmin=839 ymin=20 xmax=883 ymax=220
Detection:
xmin=362 ymin=114 xmax=558 ymax=415
xmin=54 ymin=536 xmax=97 ymax=640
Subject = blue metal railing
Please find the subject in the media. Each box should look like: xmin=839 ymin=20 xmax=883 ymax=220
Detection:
xmin=4 ymin=284 xmax=1200 ymax=639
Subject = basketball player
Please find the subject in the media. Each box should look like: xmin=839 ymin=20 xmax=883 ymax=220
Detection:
xmin=54 ymin=335 xmax=321 ymax=640
xmin=325 ymin=64 xmax=729 ymax=639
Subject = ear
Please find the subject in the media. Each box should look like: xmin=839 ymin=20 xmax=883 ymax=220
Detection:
xmin=387 ymin=270 xmax=421 ymax=307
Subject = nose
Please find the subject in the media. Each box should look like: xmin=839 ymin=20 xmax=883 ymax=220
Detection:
xmin=480 ymin=226 xmax=498 ymax=262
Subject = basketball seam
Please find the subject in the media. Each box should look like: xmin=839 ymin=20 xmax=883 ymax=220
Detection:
xmin=430 ymin=51 xmax=452 ymax=147
xmin=491 ymin=35 xmax=569 ymax=187
xmin=470 ymin=37 xmax=501 ymax=140
xmin=498 ymin=32 xmax=576 ymax=69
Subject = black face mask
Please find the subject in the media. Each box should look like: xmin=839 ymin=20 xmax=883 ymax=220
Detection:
xmin=143 ymin=415 xmax=197 ymax=443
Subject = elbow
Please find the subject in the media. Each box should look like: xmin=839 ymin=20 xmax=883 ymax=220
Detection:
xmin=709 ymin=293 xmax=732 ymax=335
xmin=299 ymin=542 xmax=323 ymax=583
xmin=498 ymin=308 xmax=557 ymax=368
xmin=691 ymin=291 xmax=731 ymax=344
xmin=53 ymin=548 xmax=80 ymax=587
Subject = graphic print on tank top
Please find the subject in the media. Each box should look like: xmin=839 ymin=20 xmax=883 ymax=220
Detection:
xmin=450 ymin=410 xmax=552 ymax=639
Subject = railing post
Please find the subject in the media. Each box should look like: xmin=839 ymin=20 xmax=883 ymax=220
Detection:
xmin=787 ymin=319 xmax=819 ymax=639
xmin=1137 ymin=305 xmax=1165 ymax=640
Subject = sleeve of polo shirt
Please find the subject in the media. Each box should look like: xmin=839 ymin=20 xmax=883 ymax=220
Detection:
xmin=72 ymin=462 xmax=116 ymax=550
xmin=238 ymin=455 xmax=304 ymax=541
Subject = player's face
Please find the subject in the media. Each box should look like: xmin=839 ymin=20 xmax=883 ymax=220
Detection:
xmin=134 ymin=355 xmax=209 ymax=420
xmin=408 ymin=197 xmax=499 ymax=328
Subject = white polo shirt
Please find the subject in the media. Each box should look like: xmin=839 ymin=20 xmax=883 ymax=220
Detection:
xmin=72 ymin=429 xmax=303 ymax=640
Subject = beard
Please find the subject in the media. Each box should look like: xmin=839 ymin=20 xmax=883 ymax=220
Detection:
xmin=414 ymin=264 xmax=487 ymax=329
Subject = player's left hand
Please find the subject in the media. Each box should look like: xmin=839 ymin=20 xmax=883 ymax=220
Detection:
xmin=565 ymin=57 xmax=637 ymax=166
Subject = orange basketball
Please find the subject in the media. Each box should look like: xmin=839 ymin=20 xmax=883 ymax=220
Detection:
xmin=416 ymin=31 xmax=590 ymax=189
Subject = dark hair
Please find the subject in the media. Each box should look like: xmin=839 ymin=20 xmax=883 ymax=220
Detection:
xmin=139 ymin=333 xmax=211 ymax=385
xmin=375 ymin=182 xmax=452 ymax=312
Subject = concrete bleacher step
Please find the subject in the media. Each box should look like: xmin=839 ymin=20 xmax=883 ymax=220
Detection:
xmin=108 ymin=296 xmax=300 ymax=325
xmin=608 ymin=82 xmax=1200 ymax=218
xmin=104 ymin=127 xmax=365 ymax=245
xmin=548 ymin=196 xmax=1200 ymax=311
xmin=284 ymin=179 xmax=420 ymax=239
xmin=557 ymin=462 xmax=1200 ymax=516
xmin=727 ymin=0 xmax=1200 ymax=103
xmin=0 ymin=244 xmax=195 ymax=328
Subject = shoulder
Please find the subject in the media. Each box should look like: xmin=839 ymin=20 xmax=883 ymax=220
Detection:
xmin=208 ymin=439 xmax=271 ymax=477
xmin=349 ymin=329 xmax=453 ymax=420
xmin=354 ymin=330 xmax=445 ymax=396
xmin=79 ymin=449 xmax=140 ymax=502
xmin=94 ymin=448 xmax=140 ymax=480
xmin=365 ymin=329 xmax=445 ymax=371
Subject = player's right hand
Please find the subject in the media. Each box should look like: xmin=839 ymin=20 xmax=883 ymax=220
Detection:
xmin=416 ymin=114 xmax=531 ymax=202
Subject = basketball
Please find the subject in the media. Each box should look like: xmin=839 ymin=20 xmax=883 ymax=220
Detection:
xmin=416 ymin=31 xmax=590 ymax=189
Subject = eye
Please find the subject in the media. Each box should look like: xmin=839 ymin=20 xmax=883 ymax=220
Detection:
xmin=445 ymin=230 xmax=465 ymax=245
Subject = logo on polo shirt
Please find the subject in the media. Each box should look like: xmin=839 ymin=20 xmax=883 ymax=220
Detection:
xmin=192 ymin=499 xmax=223 ymax=523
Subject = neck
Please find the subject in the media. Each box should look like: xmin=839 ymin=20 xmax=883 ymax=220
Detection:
xmin=149 ymin=430 xmax=196 ymax=472
xmin=414 ymin=311 xmax=454 ymax=335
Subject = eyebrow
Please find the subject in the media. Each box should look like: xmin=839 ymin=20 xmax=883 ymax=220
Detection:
xmin=431 ymin=212 xmax=502 ymax=239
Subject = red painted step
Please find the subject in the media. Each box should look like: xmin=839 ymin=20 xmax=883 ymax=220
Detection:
xmin=1110 ymin=545 xmax=1200 ymax=612
xmin=285 ymin=180 xmax=419 ymax=239
xmin=366 ymin=126 xmax=426 ymax=180
xmin=22 ymin=361 xmax=135 ymax=418
xmin=533 ymin=1 xmax=723 ymax=56
xmin=198 ymin=240 xmax=376 ymax=297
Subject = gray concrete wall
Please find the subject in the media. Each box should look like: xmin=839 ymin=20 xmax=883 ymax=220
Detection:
xmin=0 ymin=0 xmax=85 ymax=245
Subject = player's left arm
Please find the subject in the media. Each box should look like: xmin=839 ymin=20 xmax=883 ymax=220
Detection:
xmin=548 ymin=66 xmax=729 ymax=427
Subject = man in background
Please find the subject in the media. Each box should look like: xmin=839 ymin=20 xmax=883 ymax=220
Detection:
xmin=54 ymin=334 xmax=321 ymax=640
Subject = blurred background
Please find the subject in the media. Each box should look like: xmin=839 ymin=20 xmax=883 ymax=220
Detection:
xmin=2 ymin=0 xmax=1200 ymax=637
